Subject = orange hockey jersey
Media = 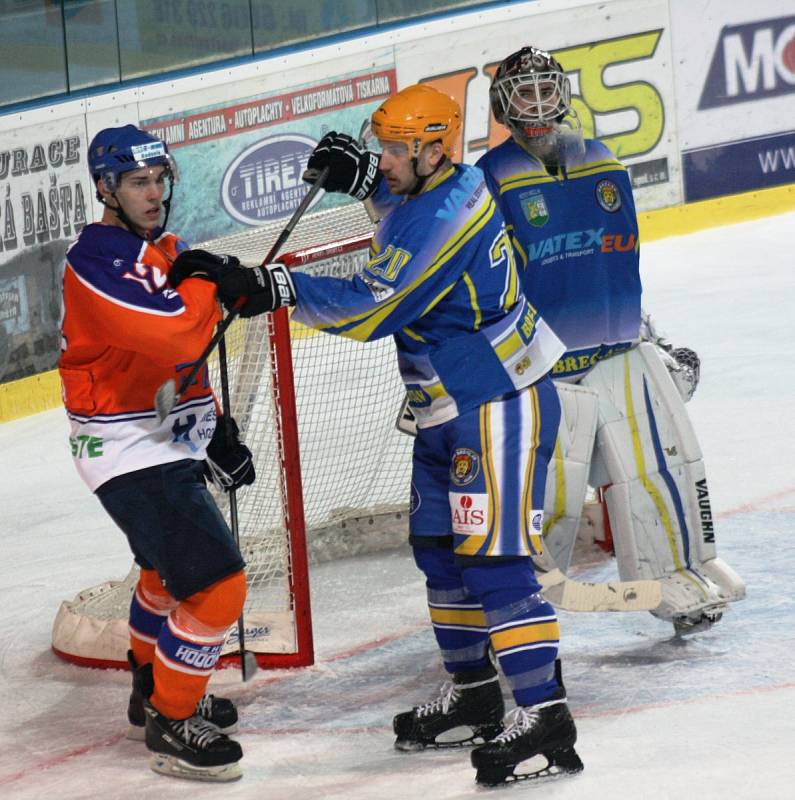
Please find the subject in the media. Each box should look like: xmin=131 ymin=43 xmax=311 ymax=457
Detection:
xmin=59 ymin=223 xmax=222 ymax=491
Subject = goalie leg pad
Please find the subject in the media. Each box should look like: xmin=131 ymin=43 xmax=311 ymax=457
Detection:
xmin=583 ymin=344 xmax=744 ymax=620
xmin=541 ymin=381 xmax=599 ymax=572
xmin=602 ymin=482 xmax=727 ymax=620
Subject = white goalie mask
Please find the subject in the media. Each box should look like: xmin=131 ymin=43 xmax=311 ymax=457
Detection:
xmin=490 ymin=47 xmax=575 ymax=139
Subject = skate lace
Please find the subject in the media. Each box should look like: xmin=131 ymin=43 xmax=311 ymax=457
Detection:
xmin=196 ymin=694 xmax=215 ymax=717
xmin=416 ymin=682 xmax=460 ymax=718
xmin=492 ymin=706 xmax=539 ymax=743
xmin=174 ymin=715 xmax=224 ymax=748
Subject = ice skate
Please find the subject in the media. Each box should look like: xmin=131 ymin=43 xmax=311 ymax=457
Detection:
xmin=144 ymin=701 xmax=243 ymax=782
xmin=393 ymin=666 xmax=504 ymax=751
xmin=126 ymin=651 xmax=238 ymax=741
xmin=672 ymin=604 xmax=725 ymax=635
xmin=653 ymin=572 xmax=729 ymax=635
xmin=471 ymin=696 xmax=583 ymax=786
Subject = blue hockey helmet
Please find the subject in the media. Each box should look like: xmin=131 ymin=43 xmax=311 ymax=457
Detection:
xmin=88 ymin=125 xmax=177 ymax=191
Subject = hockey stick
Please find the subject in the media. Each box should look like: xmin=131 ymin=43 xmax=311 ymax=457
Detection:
xmin=154 ymin=167 xmax=329 ymax=423
xmin=538 ymin=568 xmax=662 ymax=613
xmin=217 ymin=334 xmax=258 ymax=681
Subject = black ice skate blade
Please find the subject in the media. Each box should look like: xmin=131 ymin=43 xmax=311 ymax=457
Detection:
xmin=396 ymin=725 xmax=502 ymax=752
xmin=149 ymin=753 xmax=243 ymax=782
xmin=475 ymin=748 xmax=584 ymax=788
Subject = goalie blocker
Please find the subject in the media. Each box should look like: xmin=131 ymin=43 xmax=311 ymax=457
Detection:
xmin=542 ymin=343 xmax=745 ymax=628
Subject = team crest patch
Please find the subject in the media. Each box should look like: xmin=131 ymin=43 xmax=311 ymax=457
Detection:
xmin=595 ymin=179 xmax=622 ymax=212
xmin=450 ymin=448 xmax=480 ymax=486
xmin=519 ymin=189 xmax=549 ymax=227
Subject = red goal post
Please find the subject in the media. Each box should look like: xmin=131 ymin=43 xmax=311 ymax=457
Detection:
xmin=51 ymin=203 xmax=414 ymax=671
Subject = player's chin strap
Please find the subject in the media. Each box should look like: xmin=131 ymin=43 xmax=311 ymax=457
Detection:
xmin=408 ymin=154 xmax=449 ymax=196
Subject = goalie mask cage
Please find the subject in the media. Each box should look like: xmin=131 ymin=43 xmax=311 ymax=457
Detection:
xmin=51 ymin=202 xmax=415 ymax=671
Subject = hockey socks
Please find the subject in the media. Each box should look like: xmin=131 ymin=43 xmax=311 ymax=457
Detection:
xmin=413 ymin=546 xmax=491 ymax=673
xmin=151 ymin=571 xmax=246 ymax=720
xmin=462 ymin=559 xmax=561 ymax=707
xmin=128 ymin=568 xmax=176 ymax=667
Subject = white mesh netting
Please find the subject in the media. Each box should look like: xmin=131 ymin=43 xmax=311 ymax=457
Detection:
xmin=52 ymin=200 xmax=414 ymax=667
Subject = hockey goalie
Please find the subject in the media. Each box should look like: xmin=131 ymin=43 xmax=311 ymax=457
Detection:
xmin=475 ymin=45 xmax=745 ymax=632
xmin=540 ymin=324 xmax=746 ymax=631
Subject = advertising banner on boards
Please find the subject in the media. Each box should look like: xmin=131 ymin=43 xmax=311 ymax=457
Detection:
xmin=398 ymin=0 xmax=682 ymax=212
xmin=0 ymin=117 xmax=89 ymax=382
xmin=671 ymin=1 xmax=795 ymax=201
xmin=141 ymin=68 xmax=396 ymax=244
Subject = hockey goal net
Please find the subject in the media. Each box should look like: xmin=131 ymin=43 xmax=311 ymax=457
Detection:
xmin=51 ymin=201 xmax=414 ymax=670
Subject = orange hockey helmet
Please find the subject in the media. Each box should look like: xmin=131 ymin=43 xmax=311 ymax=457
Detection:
xmin=371 ymin=84 xmax=462 ymax=158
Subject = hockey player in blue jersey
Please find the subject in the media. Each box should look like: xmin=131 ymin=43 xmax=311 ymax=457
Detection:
xmin=196 ymin=83 xmax=584 ymax=786
xmin=476 ymin=46 xmax=745 ymax=631
xmin=301 ymin=84 xmax=584 ymax=787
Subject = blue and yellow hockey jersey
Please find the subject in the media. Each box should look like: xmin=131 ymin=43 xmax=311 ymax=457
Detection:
xmin=291 ymin=163 xmax=564 ymax=428
xmin=476 ymin=138 xmax=641 ymax=380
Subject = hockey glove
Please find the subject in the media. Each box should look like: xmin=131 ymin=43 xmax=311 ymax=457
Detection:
xmin=168 ymin=250 xmax=240 ymax=288
xmin=670 ymin=346 xmax=700 ymax=401
xmin=216 ymin=263 xmax=296 ymax=318
xmin=304 ymin=132 xmax=382 ymax=200
xmin=205 ymin=415 xmax=255 ymax=492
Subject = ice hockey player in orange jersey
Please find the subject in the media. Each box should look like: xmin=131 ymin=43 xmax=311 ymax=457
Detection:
xmin=59 ymin=124 xmax=258 ymax=782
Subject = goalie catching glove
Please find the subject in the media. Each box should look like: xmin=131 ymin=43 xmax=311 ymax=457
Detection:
xmin=639 ymin=310 xmax=700 ymax=401
xmin=303 ymin=132 xmax=381 ymax=200
xmin=205 ymin=415 xmax=255 ymax=491
xmin=668 ymin=346 xmax=700 ymax=401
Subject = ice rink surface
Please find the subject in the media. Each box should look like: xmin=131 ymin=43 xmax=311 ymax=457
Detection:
xmin=1 ymin=211 xmax=794 ymax=799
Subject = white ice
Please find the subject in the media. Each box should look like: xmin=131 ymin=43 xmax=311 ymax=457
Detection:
xmin=1 ymin=212 xmax=794 ymax=799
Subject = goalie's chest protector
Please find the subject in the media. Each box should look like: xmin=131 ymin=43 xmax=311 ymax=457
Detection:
xmin=477 ymin=138 xmax=642 ymax=378
xmin=59 ymin=224 xmax=220 ymax=491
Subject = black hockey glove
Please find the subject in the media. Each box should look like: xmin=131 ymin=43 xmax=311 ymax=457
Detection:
xmin=304 ymin=132 xmax=382 ymax=200
xmin=168 ymin=249 xmax=240 ymax=288
xmin=216 ymin=263 xmax=296 ymax=318
xmin=205 ymin=415 xmax=255 ymax=492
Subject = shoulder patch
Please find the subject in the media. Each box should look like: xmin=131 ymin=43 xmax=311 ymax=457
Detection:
xmin=595 ymin=179 xmax=622 ymax=213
